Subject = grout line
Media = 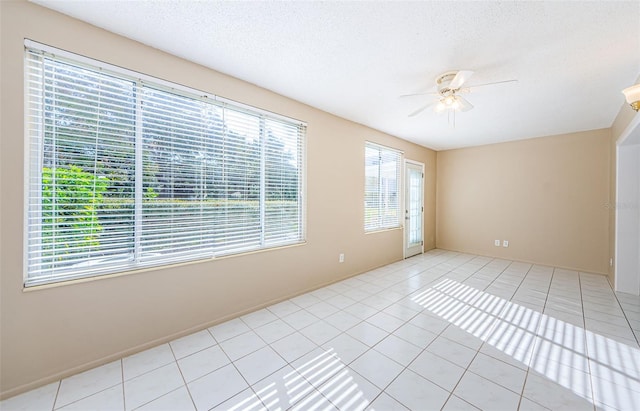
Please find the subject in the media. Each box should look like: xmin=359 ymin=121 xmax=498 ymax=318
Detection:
xmin=13 ymin=250 xmax=634 ymax=411
xmin=166 ymin=340 xmax=198 ymax=411
xmin=608 ymin=284 xmax=640 ymax=347
xmin=218 ymin=324 xmax=290 ymax=410
xmin=438 ymin=258 xmax=525 ymax=409
xmin=304 ymin=251 xmax=477 ymax=410
xmin=577 ymin=272 xmax=598 ymax=411
xmin=392 ymin=253 xmax=499 ymax=409
xmin=514 ymin=264 xmax=552 ymax=411
xmin=51 ymin=380 xmax=62 ymax=411
xmin=120 ymin=359 xmax=125 ymax=411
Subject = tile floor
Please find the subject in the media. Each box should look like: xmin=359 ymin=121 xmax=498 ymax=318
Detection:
xmin=3 ymin=249 xmax=640 ymax=411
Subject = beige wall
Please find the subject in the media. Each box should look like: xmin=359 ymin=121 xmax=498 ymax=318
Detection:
xmin=0 ymin=1 xmax=437 ymax=397
xmin=436 ymin=129 xmax=611 ymax=274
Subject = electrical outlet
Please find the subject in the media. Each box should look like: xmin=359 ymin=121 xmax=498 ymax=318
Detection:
xmin=339 ymin=253 xmax=345 ymax=263
xmin=503 ymin=240 xmax=509 ymax=248
xmin=494 ymin=240 xmax=500 ymax=247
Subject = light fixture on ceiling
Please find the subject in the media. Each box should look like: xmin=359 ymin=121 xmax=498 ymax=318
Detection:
xmin=402 ymin=70 xmax=517 ymax=124
xmin=435 ymin=95 xmax=463 ymax=113
xmin=433 ymin=88 xmax=473 ymax=127
xmin=622 ymin=83 xmax=640 ymax=112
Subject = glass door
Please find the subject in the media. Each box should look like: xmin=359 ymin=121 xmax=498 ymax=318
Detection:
xmin=405 ymin=161 xmax=424 ymax=258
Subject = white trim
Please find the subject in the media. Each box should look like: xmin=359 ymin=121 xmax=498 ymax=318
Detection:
xmin=300 ymin=124 xmax=308 ymax=242
xmin=24 ymin=39 xmax=307 ymax=127
xmin=134 ymin=85 xmax=143 ymax=263
xmin=22 ymin=49 xmax=34 ymax=286
xmin=614 ymin=112 xmax=640 ymax=295
xmin=616 ymin=112 xmax=640 ymax=147
xmin=403 ymin=159 xmax=425 ymax=259
xmin=365 ymin=140 xmax=404 ymax=155
xmin=259 ymin=117 xmax=267 ymax=245
xmin=23 ymin=40 xmax=307 ymax=287
xmin=364 ymin=141 xmax=403 ymax=232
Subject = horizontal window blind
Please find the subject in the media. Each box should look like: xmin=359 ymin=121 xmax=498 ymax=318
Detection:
xmin=364 ymin=142 xmax=402 ymax=231
xmin=25 ymin=43 xmax=305 ymax=286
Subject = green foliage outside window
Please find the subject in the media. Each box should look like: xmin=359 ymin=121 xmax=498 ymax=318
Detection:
xmin=42 ymin=166 xmax=109 ymax=258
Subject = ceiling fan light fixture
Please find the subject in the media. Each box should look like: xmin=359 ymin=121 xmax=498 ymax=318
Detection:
xmin=437 ymin=95 xmax=462 ymax=112
xmin=404 ymin=69 xmax=514 ymax=118
xmin=622 ymin=83 xmax=640 ymax=111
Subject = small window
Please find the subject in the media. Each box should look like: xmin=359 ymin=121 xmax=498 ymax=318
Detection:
xmin=24 ymin=41 xmax=306 ymax=286
xmin=364 ymin=142 xmax=402 ymax=231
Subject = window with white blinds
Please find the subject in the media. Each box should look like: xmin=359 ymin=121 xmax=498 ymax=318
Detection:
xmin=25 ymin=42 xmax=306 ymax=286
xmin=364 ymin=142 xmax=402 ymax=232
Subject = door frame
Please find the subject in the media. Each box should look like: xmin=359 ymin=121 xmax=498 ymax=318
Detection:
xmin=614 ymin=113 xmax=640 ymax=295
xmin=404 ymin=159 xmax=425 ymax=259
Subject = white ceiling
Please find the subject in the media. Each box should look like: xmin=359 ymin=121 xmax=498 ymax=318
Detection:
xmin=32 ymin=0 xmax=640 ymax=150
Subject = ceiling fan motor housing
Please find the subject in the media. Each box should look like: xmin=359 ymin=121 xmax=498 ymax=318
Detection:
xmin=436 ymin=71 xmax=458 ymax=95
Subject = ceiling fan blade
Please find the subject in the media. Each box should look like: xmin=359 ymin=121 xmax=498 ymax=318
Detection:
xmin=449 ymin=70 xmax=474 ymax=90
xmin=399 ymin=92 xmax=439 ymax=98
xmin=467 ymin=79 xmax=518 ymax=90
xmin=456 ymin=96 xmax=474 ymax=112
xmin=409 ymin=101 xmax=436 ymax=117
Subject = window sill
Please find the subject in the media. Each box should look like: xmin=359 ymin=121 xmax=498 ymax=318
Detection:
xmin=23 ymin=241 xmax=307 ymax=292
xmin=364 ymin=226 xmax=403 ymax=235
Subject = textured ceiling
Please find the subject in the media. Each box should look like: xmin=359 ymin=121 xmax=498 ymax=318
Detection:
xmin=32 ymin=0 xmax=640 ymax=150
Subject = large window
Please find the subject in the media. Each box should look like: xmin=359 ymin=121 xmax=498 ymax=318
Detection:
xmin=25 ymin=42 xmax=306 ymax=286
xmin=364 ymin=142 xmax=402 ymax=231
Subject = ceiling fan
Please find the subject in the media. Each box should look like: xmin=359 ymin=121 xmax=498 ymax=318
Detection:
xmin=402 ymin=70 xmax=517 ymax=119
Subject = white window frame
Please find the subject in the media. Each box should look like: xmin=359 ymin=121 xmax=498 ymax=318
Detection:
xmin=364 ymin=141 xmax=403 ymax=232
xmin=24 ymin=40 xmax=306 ymax=287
